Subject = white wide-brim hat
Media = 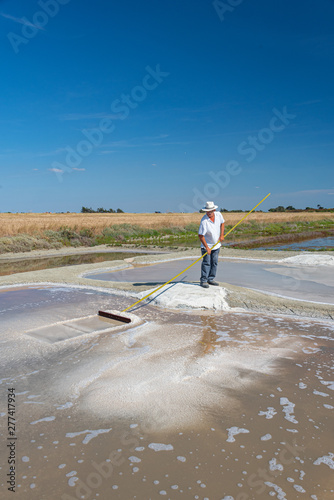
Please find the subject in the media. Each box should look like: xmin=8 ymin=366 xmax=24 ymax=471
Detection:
xmin=202 ymin=201 xmax=218 ymax=212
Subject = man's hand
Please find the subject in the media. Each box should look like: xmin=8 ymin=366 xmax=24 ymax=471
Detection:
xmin=199 ymin=234 xmax=211 ymax=254
xmin=220 ymin=222 xmax=225 ymax=243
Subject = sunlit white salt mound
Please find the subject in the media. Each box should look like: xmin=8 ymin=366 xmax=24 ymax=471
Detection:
xmin=136 ymin=283 xmax=230 ymax=311
xmin=280 ymin=254 xmax=334 ymax=266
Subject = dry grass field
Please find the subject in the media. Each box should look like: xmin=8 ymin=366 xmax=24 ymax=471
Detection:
xmin=0 ymin=212 xmax=333 ymax=237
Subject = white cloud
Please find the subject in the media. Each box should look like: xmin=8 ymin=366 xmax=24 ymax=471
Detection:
xmin=277 ymin=188 xmax=334 ymax=197
xmin=35 ymin=148 xmax=67 ymax=157
xmin=294 ymin=99 xmax=322 ymax=106
xmin=58 ymin=112 xmax=121 ymax=121
xmin=0 ymin=11 xmax=44 ymax=30
xmin=102 ymin=134 xmax=190 ymax=150
xmin=49 ymin=168 xmax=63 ymax=173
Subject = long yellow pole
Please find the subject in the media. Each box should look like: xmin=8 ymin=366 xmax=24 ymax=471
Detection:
xmin=122 ymin=193 xmax=271 ymax=313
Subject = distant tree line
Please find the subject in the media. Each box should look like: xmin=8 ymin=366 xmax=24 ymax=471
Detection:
xmin=219 ymin=208 xmax=264 ymax=213
xmin=81 ymin=207 xmax=124 ymax=213
xmin=217 ymin=205 xmax=333 ymax=213
xmin=268 ymin=204 xmax=333 ymax=212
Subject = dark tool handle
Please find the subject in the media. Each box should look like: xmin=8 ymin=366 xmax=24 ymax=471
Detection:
xmin=98 ymin=310 xmax=131 ymax=323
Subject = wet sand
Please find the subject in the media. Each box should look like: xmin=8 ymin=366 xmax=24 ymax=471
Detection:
xmin=0 ymin=249 xmax=333 ymax=499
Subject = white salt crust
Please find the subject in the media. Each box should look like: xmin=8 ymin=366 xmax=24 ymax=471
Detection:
xmin=135 ymin=283 xmax=231 ymax=311
xmin=280 ymin=254 xmax=334 ymax=266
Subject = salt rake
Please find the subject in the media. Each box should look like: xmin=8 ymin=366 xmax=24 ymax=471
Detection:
xmin=98 ymin=193 xmax=271 ymax=323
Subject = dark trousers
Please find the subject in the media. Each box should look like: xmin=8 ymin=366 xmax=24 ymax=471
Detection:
xmin=200 ymin=248 xmax=220 ymax=283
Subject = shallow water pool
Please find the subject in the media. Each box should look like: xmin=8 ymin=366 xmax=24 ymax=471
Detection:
xmin=256 ymin=236 xmax=334 ymax=251
xmin=0 ymin=251 xmax=156 ymax=277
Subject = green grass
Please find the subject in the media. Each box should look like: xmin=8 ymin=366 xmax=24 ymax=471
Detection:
xmin=0 ymin=220 xmax=333 ymax=254
xmin=225 ymin=220 xmax=334 ymax=249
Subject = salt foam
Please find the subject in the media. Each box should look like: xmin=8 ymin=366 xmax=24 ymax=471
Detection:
xmin=135 ymin=283 xmax=230 ymax=311
xmin=65 ymin=428 xmax=112 ymax=444
xmin=313 ymin=452 xmax=334 ymax=469
xmin=226 ymin=426 xmax=250 ymax=443
xmin=148 ymin=443 xmax=174 ymax=452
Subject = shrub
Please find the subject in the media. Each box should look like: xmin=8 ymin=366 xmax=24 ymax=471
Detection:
xmin=185 ymin=223 xmax=199 ymax=232
xmin=44 ymin=230 xmax=62 ymax=241
xmin=0 ymin=235 xmax=62 ymax=254
xmin=79 ymin=228 xmax=94 ymax=238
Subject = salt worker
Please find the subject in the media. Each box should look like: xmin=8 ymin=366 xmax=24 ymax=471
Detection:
xmin=198 ymin=201 xmax=225 ymax=288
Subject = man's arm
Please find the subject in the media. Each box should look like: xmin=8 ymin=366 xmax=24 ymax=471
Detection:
xmin=220 ymin=223 xmax=225 ymax=241
xmin=198 ymin=234 xmax=211 ymax=254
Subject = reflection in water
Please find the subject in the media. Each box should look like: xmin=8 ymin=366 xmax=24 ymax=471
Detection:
xmin=256 ymin=235 xmax=334 ymax=251
xmin=0 ymin=251 xmax=149 ymax=276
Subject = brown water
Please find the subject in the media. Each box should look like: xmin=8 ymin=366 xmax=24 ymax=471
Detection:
xmin=0 ymin=252 xmax=150 ymax=276
xmin=0 ymin=285 xmax=333 ymax=499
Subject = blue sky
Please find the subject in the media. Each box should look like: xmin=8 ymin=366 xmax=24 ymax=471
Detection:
xmin=1 ymin=0 xmax=334 ymax=213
